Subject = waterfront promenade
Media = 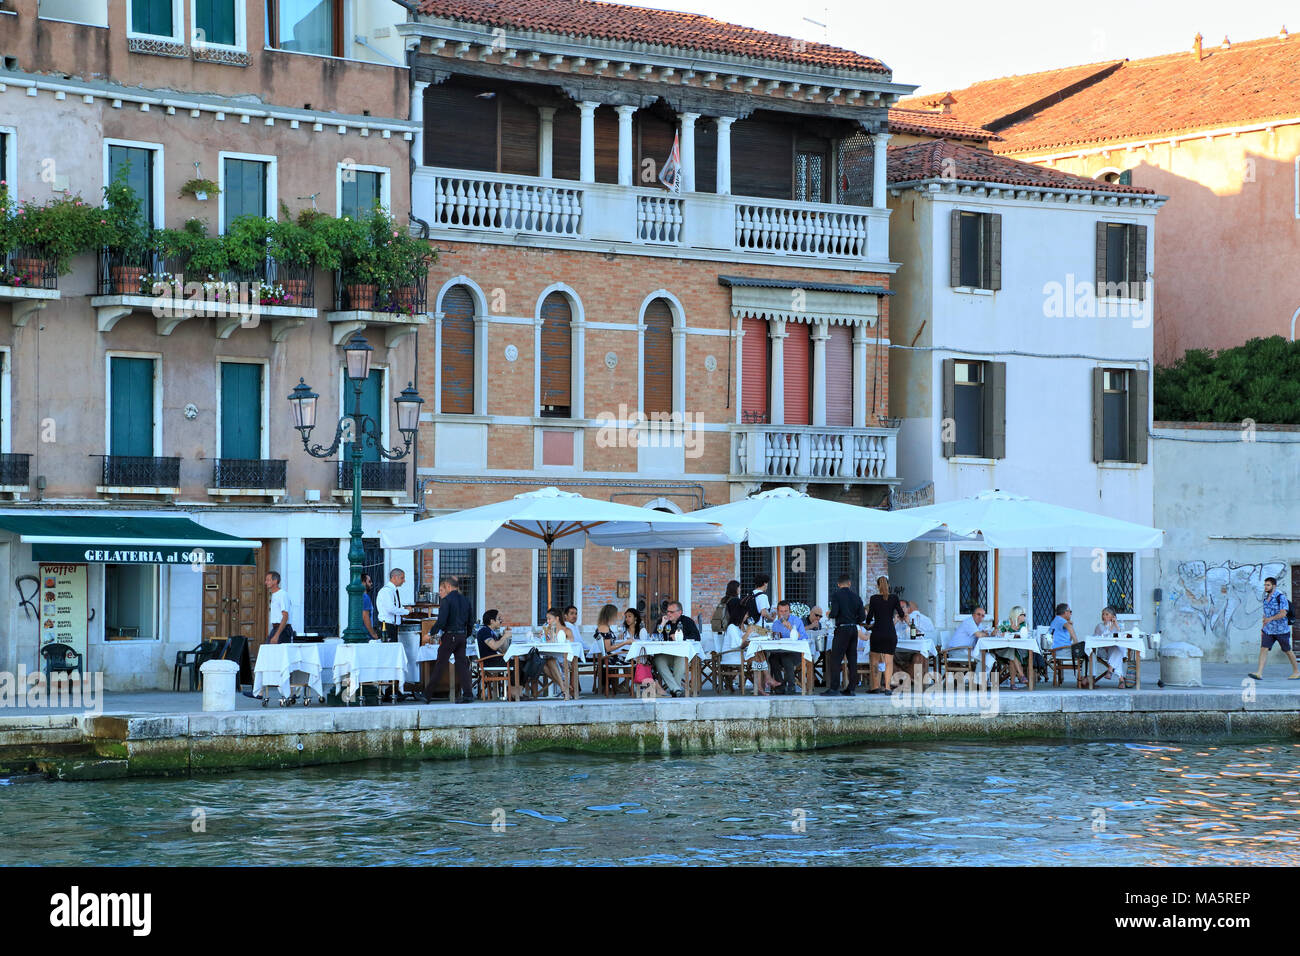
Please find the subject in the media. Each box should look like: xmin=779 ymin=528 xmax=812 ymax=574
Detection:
xmin=1 ymin=665 xmax=1297 ymax=780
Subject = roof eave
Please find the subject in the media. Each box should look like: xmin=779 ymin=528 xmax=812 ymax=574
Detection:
xmin=887 ymin=177 xmax=1166 ymax=203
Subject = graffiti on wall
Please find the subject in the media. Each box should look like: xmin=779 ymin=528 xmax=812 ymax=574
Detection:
xmin=1166 ymin=560 xmax=1285 ymax=651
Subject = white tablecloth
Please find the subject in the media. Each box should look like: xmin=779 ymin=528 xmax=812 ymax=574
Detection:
xmin=625 ymin=639 xmax=702 ymax=661
xmin=501 ymin=640 xmax=585 ymax=662
xmin=333 ymin=642 xmax=408 ymax=693
xmin=253 ymin=643 xmax=323 ymax=699
xmin=1082 ymin=635 xmax=1146 ymax=657
xmin=896 ymin=636 xmax=939 ymax=659
xmin=743 ymin=638 xmax=814 ymax=662
xmin=975 ymin=634 xmax=1041 ymax=656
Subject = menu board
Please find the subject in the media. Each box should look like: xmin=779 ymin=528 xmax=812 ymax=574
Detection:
xmin=39 ymin=564 xmax=88 ymax=662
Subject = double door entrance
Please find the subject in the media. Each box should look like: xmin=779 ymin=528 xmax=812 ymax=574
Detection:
xmin=202 ymin=550 xmax=267 ymax=652
xmin=636 ymin=549 xmax=678 ymax=625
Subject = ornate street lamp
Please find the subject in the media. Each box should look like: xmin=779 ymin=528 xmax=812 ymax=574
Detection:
xmin=288 ymin=333 xmax=423 ymax=643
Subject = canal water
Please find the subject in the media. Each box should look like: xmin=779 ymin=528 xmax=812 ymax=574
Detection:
xmin=4 ymin=739 xmax=1300 ymax=866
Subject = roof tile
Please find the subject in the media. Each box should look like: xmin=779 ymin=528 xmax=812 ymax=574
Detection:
xmin=887 ymin=139 xmax=1155 ymax=194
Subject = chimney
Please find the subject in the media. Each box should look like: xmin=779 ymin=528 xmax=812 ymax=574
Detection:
xmin=938 ymin=92 xmax=956 ymax=115
xmin=1281 ymin=25 xmax=1289 ymax=40
xmin=1193 ymin=32 xmax=1203 ymax=60
xmin=1221 ymin=36 xmax=1231 ymax=50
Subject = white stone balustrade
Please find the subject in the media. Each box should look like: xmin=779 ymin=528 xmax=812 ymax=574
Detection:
xmin=636 ymin=194 xmax=685 ymax=244
xmin=731 ymin=424 xmax=897 ymax=483
xmin=425 ymin=170 xmax=584 ymax=237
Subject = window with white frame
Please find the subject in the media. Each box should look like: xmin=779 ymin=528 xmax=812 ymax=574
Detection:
xmin=958 ymin=550 xmax=988 ymax=615
xmin=338 ymin=164 xmax=389 ymax=219
xmin=192 ymin=0 xmax=244 ymax=49
xmin=107 ymin=143 xmax=161 ymax=229
xmin=221 ymin=155 xmax=274 ymax=232
xmin=105 ymin=564 xmax=159 ymax=640
xmin=0 ymin=129 xmax=12 ymax=194
xmin=128 ymin=0 xmax=183 ymax=41
xmin=38 ymin=0 xmax=109 ymax=27
xmin=265 ymin=0 xmax=342 ymax=58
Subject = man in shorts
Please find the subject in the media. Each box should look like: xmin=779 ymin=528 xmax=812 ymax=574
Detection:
xmin=1250 ymin=576 xmax=1300 ymax=681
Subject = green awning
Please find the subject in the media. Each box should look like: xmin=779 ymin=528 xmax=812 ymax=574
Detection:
xmin=0 ymin=515 xmax=261 ymax=566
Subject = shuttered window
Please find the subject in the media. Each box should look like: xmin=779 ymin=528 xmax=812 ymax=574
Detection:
xmin=1093 ymin=367 xmax=1148 ymax=463
xmin=220 ymin=362 xmax=262 ymax=460
xmin=350 ymin=369 xmax=383 ymax=462
xmin=741 ymin=318 xmax=769 ymax=423
xmin=440 ymin=285 xmax=476 ymax=415
xmin=108 ymin=146 xmax=155 ymax=228
xmin=782 ymin=321 xmax=811 ymax=426
xmin=825 ymin=325 xmax=853 ymax=427
xmin=500 ymin=95 xmax=540 ymax=176
xmin=552 ymin=107 xmax=581 ymax=182
xmin=949 ymin=210 xmax=1002 ymax=290
xmin=1095 ymin=222 xmax=1148 ymax=299
xmin=423 ymin=83 xmax=498 ymax=171
xmin=732 ymin=117 xmax=793 ymax=199
xmin=642 ymin=298 xmax=674 ymax=415
xmin=109 ymin=357 xmax=155 ymax=456
xmin=635 ymin=112 xmax=677 ymax=188
xmin=195 ymin=0 xmax=236 ymax=46
xmin=539 ymin=292 xmax=572 ymax=417
xmin=340 ymin=169 xmax=383 ymax=219
xmin=131 ymin=0 xmax=173 ymax=37
xmin=223 ymin=158 xmax=268 ymax=232
xmin=941 ymin=358 xmax=1006 ymax=459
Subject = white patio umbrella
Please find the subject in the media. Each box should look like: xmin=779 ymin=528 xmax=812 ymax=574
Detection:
xmin=902 ymin=489 xmax=1164 ymax=620
xmin=379 ymin=487 xmax=735 ymax=610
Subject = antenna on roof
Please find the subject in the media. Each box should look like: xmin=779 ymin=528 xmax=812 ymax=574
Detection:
xmin=1281 ymin=25 xmax=1289 ymax=40
xmin=1193 ymin=32 xmax=1204 ymax=61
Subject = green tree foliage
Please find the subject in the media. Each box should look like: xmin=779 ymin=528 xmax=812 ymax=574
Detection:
xmin=1155 ymin=336 xmax=1300 ymax=423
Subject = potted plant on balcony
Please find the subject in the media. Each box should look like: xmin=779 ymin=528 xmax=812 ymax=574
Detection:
xmin=9 ymin=191 xmax=103 ymax=278
xmin=103 ymin=169 xmax=155 ymax=294
xmin=334 ymin=213 xmax=377 ymax=310
xmin=159 ymin=217 xmax=228 ymax=278
xmin=268 ymin=204 xmax=325 ymax=306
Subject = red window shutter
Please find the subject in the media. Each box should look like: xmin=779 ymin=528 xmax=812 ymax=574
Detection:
xmin=783 ymin=321 xmax=811 ymax=426
xmin=440 ymin=285 xmax=475 ymax=415
xmin=540 ymin=292 xmax=573 ymax=413
xmin=643 ymin=298 xmax=674 ymax=415
xmin=825 ymin=324 xmax=853 ymax=426
xmin=541 ymin=430 xmax=574 ymax=466
xmin=741 ymin=318 xmax=769 ymax=423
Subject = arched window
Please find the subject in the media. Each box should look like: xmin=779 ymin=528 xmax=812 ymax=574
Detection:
xmin=440 ymin=285 xmax=475 ymax=415
xmin=642 ymin=298 xmax=674 ymax=415
xmin=539 ymin=292 xmax=573 ymax=418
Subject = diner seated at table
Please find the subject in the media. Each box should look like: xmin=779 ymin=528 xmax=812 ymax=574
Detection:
xmin=542 ymin=606 xmax=575 ymax=700
xmin=618 ymin=608 xmax=650 ymax=650
xmin=892 ymin=600 xmax=933 ymax=687
xmin=476 ymin=609 xmax=522 ymax=701
xmin=1091 ymin=605 xmax=1129 ymax=688
xmin=653 ymin=601 xmax=699 ymax=697
xmin=948 ymin=607 xmax=996 ymax=678
xmin=768 ymin=600 xmax=808 ymax=695
xmin=993 ymin=605 xmax=1030 ymax=688
xmin=1049 ymin=603 xmax=1089 ymax=680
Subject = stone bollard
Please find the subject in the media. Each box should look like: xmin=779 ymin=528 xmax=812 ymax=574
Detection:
xmin=1159 ymin=641 xmax=1204 ymax=687
xmin=200 ymin=659 xmax=240 ymax=711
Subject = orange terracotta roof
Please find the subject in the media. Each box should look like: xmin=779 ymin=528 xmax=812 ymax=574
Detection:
xmin=897 ymin=60 xmax=1123 ymax=129
xmin=887 ymin=139 xmax=1156 ymax=194
xmin=989 ymin=33 xmax=1300 ymax=152
xmin=415 ymin=0 xmax=890 ymax=73
xmin=887 ymin=107 xmax=1000 ymax=142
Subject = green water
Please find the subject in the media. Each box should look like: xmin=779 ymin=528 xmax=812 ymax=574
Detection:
xmin=4 ymin=739 xmax=1300 ymax=866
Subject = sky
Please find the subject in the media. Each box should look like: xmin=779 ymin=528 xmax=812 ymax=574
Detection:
xmin=617 ymin=0 xmax=1299 ymax=95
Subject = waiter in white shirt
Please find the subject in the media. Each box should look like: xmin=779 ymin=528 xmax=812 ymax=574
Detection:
xmin=375 ymin=568 xmax=407 ymax=642
xmin=265 ymin=571 xmax=294 ymax=644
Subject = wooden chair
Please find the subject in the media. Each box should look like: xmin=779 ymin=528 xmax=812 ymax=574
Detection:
xmin=475 ymin=652 xmax=511 ymax=701
xmin=1048 ymin=645 xmax=1089 ymax=688
xmin=602 ymin=654 xmax=636 ymax=697
xmin=713 ymin=650 xmax=748 ymax=694
xmin=938 ymin=631 xmax=978 ymax=680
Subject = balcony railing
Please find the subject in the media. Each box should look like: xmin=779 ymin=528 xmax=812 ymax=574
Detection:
xmin=731 ymin=424 xmax=897 ymax=482
xmin=1 ymin=248 xmax=59 ymax=291
xmin=331 ymin=270 xmax=428 ymax=315
xmin=337 ymin=460 xmax=407 ymax=493
xmin=98 ymin=455 xmax=181 ymax=489
xmin=0 ymin=453 xmax=31 ymax=486
xmin=95 ymin=245 xmax=315 ymax=309
xmin=212 ymin=458 xmax=287 ymax=490
xmin=415 ymin=167 xmax=890 ymax=262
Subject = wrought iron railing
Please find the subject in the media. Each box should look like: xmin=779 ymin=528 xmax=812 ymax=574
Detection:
xmin=98 ymin=455 xmax=181 ymax=488
xmin=1 ymin=248 xmax=59 ymax=291
xmin=95 ymin=243 xmax=315 ymax=308
xmin=337 ymin=460 xmax=407 ymax=492
xmin=331 ymin=270 xmax=428 ymax=316
xmin=0 ymin=453 xmax=31 ymax=486
xmin=211 ymin=458 xmax=287 ymax=490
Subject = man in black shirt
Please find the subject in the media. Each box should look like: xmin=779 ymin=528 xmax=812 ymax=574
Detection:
xmin=423 ymin=575 xmax=474 ymax=703
xmin=823 ymin=573 xmax=866 ymax=696
xmin=654 ymin=600 xmax=700 ymax=697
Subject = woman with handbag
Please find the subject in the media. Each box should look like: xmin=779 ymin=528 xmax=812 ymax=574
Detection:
xmin=541 ymin=606 xmax=575 ymax=700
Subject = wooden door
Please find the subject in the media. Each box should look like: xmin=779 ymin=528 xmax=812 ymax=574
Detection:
xmin=201 ymin=550 xmax=267 ymax=647
xmin=636 ymin=550 xmax=678 ymax=624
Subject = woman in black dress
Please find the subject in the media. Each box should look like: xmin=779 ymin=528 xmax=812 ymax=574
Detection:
xmin=864 ymin=576 xmax=903 ymax=694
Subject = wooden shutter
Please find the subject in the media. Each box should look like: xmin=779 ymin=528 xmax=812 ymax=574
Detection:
xmin=539 ymin=292 xmax=572 ymax=413
xmin=224 ymin=158 xmax=266 ymax=230
xmin=1131 ymin=225 xmax=1148 ymax=300
xmin=825 ymin=325 xmax=853 ymax=427
xmin=499 ymin=95 xmax=540 ymax=176
xmin=1091 ymin=367 xmax=1105 ymax=462
xmin=440 ymin=285 xmax=476 ymax=415
xmin=985 ymin=213 xmax=1002 ymax=291
xmin=783 ymin=321 xmax=811 ymax=426
xmin=635 ymin=111 xmax=676 ymax=188
xmin=642 ymin=298 xmax=674 ymax=415
xmin=552 ymin=107 xmax=581 ymax=181
xmin=941 ymin=358 xmax=956 ymax=458
xmin=220 ymin=362 xmax=262 ymax=460
xmin=195 ymin=0 xmax=236 ymax=46
xmin=423 ymin=83 xmax=497 ymax=171
xmin=695 ymin=120 xmax=718 ymax=194
xmin=358 ymin=370 xmax=383 ymax=462
xmin=110 ymin=357 xmax=154 ymax=456
xmin=983 ymin=361 xmax=1006 ymax=459
xmin=1127 ymin=369 xmax=1149 ymax=464
xmin=594 ymin=106 xmax=620 ymax=184
xmin=133 ymin=0 xmax=172 ymax=35
xmin=949 ymin=209 xmax=962 ymax=287
xmin=1095 ymin=221 xmax=1108 ymax=292
xmin=731 ymin=117 xmax=794 ymax=199
xmin=741 ymin=318 xmax=770 ymax=423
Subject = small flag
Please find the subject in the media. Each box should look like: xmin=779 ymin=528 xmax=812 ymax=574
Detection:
xmin=659 ymin=133 xmax=682 ymax=193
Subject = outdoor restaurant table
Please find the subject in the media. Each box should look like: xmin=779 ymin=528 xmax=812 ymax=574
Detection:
xmin=625 ymin=639 xmax=704 ymax=696
xmin=742 ymin=637 xmax=814 ymax=694
xmin=502 ymin=639 xmax=585 ymax=698
xmin=410 ymin=634 xmax=478 ymax=699
xmin=252 ymin=643 xmax=323 ymax=702
xmin=333 ymin=641 xmax=408 ymax=700
xmin=1081 ymin=633 xmax=1146 ymax=689
xmin=974 ymin=633 xmax=1040 ymax=690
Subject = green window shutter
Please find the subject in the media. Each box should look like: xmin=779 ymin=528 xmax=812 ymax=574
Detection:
xmin=941 ymin=357 xmax=956 ymax=458
xmin=1131 ymin=225 xmax=1148 ymax=300
xmin=1095 ymin=221 xmax=1108 ymax=292
xmin=110 ymin=357 xmax=155 ymax=456
xmin=341 ymin=170 xmax=382 ymax=219
xmin=195 ymin=0 xmax=237 ymax=46
xmin=986 ymin=213 xmax=1002 ymax=291
xmin=355 ymin=370 xmax=384 ymax=462
xmin=983 ymin=361 xmax=1006 ymax=459
xmin=108 ymin=145 xmax=154 ymax=228
xmin=220 ymin=362 xmax=262 ymax=460
xmin=1091 ymin=367 xmax=1105 ymax=463
xmin=1127 ymin=369 xmax=1149 ymax=464
xmin=132 ymin=0 xmax=173 ymax=37
xmin=949 ymin=209 xmax=962 ymax=287
xmin=223 ymin=159 xmax=268 ymax=231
